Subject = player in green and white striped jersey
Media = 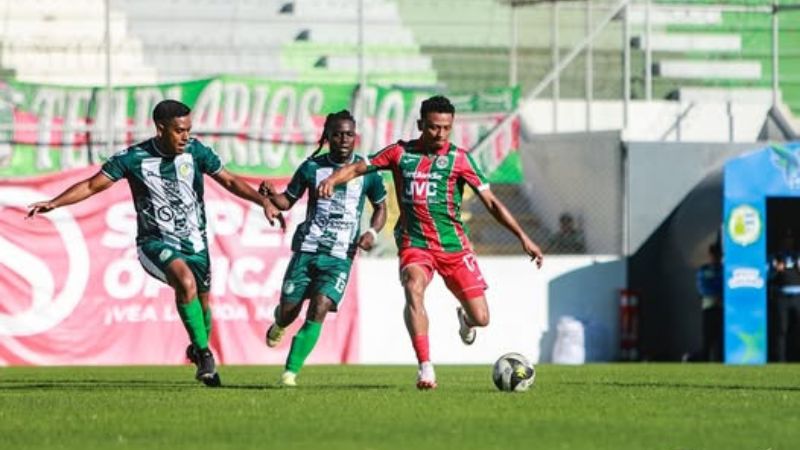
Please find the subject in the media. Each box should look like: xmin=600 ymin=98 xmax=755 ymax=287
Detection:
xmin=27 ymin=100 xmax=285 ymax=387
xmin=259 ymin=110 xmax=387 ymax=387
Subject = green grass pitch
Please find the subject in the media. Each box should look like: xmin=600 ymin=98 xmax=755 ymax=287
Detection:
xmin=1 ymin=364 xmax=799 ymax=450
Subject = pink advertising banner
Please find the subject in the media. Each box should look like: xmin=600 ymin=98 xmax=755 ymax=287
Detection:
xmin=0 ymin=166 xmax=359 ymax=366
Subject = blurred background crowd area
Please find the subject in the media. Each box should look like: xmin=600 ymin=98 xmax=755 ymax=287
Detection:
xmin=0 ymin=0 xmax=797 ymax=257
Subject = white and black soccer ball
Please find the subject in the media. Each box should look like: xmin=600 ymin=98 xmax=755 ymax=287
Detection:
xmin=492 ymin=352 xmax=535 ymax=392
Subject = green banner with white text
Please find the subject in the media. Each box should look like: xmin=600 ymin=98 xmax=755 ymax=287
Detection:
xmin=0 ymin=77 xmax=520 ymax=182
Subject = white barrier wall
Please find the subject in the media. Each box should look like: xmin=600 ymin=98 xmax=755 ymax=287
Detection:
xmin=357 ymin=255 xmax=625 ymax=364
xmin=519 ymin=99 xmax=771 ymax=143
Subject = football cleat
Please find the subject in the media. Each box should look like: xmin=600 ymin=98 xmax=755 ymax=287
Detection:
xmin=416 ymin=362 xmax=437 ymax=390
xmin=195 ymin=348 xmax=219 ymax=386
xmin=456 ymin=307 xmax=476 ymax=345
xmin=186 ymin=344 xmax=199 ymax=365
xmin=266 ymin=323 xmax=286 ymax=348
xmin=278 ymin=370 xmax=297 ymax=388
xmin=202 ymin=372 xmax=222 ymax=388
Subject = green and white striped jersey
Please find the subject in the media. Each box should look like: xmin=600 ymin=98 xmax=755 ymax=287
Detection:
xmin=101 ymin=138 xmax=222 ymax=254
xmin=286 ymin=153 xmax=387 ymax=260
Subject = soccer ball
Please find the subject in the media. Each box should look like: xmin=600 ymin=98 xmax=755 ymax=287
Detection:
xmin=492 ymin=352 xmax=535 ymax=392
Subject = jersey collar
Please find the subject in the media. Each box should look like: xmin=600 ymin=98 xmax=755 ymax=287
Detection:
xmin=151 ymin=138 xmax=171 ymax=158
xmin=326 ymin=152 xmax=356 ymax=166
xmin=408 ymin=139 xmax=452 ymax=156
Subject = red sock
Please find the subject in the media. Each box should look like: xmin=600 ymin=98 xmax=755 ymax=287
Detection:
xmin=411 ymin=335 xmax=430 ymax=364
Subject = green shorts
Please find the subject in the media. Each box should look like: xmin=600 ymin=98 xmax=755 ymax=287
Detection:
xmin=281 ymin=252 xmax=353 ymax=309
xmin=137 ymin=241 xmax=211 ymax=294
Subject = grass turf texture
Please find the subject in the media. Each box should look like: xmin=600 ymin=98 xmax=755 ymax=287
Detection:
xmin=1 ymin=364 xmax=799 ymax=450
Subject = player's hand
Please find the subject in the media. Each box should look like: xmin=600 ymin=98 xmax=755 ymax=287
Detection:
xmin=26 ymin=201 xmax=56 ymax=219
xmin=522 ymin=237 xmax=544 ymax=268
xmin=358 ymin=231 xmax=376 ymax=251
xmin=258 ymin=180 xmax=275 ymax=197
xmin=317 ymin=178 xmax=335 ymax=199
xmin=262 ymin=201 xmax=286 ymax=231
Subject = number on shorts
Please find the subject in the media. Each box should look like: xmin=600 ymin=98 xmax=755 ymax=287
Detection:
xmin=462 ymin=253 xmax=477 ymax=272
xmin=334 ymin=273 xmax=347 ymax=293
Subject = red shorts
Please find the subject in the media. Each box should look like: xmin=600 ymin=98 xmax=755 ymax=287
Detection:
xmin=399 ymin=247 xmax=488 ymax=301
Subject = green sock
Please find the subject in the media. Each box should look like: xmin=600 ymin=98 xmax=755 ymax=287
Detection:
xmin=285 ymin=320 xmax=323 ymax=374
xmin=203 ymin=306 xmax=212 ymax=337
xmin=176 ymin=298 xmax=209 ymax=350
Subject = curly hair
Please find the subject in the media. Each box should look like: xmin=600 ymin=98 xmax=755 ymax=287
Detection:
xmin=308 ymin=110 xmax=356 ymax=159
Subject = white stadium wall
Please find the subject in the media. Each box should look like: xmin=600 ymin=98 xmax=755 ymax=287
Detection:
xmin=356 ymin=255 xmax=626 ymax=364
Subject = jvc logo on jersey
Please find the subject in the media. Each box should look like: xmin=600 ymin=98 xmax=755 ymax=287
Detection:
xmin=405 ymin=180 xmax=437 ymax=198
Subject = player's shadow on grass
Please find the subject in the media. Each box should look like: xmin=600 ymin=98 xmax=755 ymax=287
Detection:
xmin=247 ymin=383 xmax=395 ymax=391
xmin=0 ymin=379 xmax=198 ymax=391
xmin=567 ymin=380 xmax=800 ymax=392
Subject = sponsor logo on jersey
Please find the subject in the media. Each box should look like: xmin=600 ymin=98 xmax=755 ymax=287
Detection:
xmin=179 ymin=162 xmax=192 ymax=178
xmin=159 ymin=249 xmax=173 ymax=262
xmin=405 ymin=180 xmax=437 ymax=198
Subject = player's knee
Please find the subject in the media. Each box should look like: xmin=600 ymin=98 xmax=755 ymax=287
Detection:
xmin=174 ymin=274 xmax=197 ymax=300
xmin=403 ymin=277 xmax=426 ymax=296
xmin=308 ymin=297 xmax=333 ymax=321
xmin=470 ymin=309 xmax=490 ymax=327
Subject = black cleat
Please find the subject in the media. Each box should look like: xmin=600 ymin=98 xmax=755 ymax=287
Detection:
xmin=186 ymin=344 xmax=199 ymax=365
xmin=195 ymin=348 xmax=218 ymax=385
xmin=202 ymin=372 xmax=222 ymax=388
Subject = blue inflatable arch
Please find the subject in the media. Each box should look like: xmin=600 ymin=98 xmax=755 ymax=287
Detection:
xmin=723 ymin=141 xmax=800 ymax=364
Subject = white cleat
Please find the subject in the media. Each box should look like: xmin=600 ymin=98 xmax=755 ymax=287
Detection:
xmin=266 ymin=323 xmax=286 ymax=348
xmin=278 ymin=370 xmax=297 ymax=387
xmin=416 ymin=362 xmax=437 ymax=390
xmin=456 ymin=307 xmax=476 ymax=345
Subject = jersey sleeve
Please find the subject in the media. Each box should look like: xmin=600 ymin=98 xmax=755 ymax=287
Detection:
xmin=100 ymin=148 xmax=130 ymax=181
xmin=365 ymin=171 xmax=388 ymax=204
xmin=284 ymin=161 xmax=310 ymax=200
xmin=461 ymin=151 xmax=490 ymax=192
xmin=194 ymin=140 xmax=224 ymax=175
xmin=367 ymin=143 xmax=402 ymax=171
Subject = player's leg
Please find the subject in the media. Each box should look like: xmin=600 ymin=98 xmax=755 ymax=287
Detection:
xmin=138 ymin=244 xmax=209 ymax=354
xmin=178 ymin=250 xmax=221 ymax=385
xmin=267 ymin=252 xmax=311 ymax=348
xmin=164 ymin=258 xmax=224 ymax=384
xmin=279 ymin=254 xmax=350 ymax=387
xmin=440 ymin=250 xmax=489 ymax=345
xmin=280 ymin=293 xmax=335 ymax=387
xmin=399 ymin=248 xmax=436 ymax=389
xmin=267 ymin=300 xmax=303 ymax=348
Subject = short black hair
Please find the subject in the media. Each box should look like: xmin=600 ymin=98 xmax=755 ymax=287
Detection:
xmin=420 ymin=95 xmax=455 ymax=119
xmin=152 ymin=99 xmax=191 ymax=125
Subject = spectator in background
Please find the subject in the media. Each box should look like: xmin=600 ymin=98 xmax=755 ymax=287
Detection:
xmin=769 ymin=230 xmax=800 ymax=362
xmin=696 ymin=242 xmax=723 ymax=361
xmin=546 ymin=213 xmax=586 ymax=254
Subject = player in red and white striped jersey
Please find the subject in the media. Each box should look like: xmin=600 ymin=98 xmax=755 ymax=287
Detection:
xmin=319 ymin=96 xmax=543 ymax=389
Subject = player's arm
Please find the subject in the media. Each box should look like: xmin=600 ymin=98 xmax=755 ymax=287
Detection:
xmin=27 ymin=171 xmax=114 ymax=218
xmin=477 ymin=188 xmax=544 ymax=267
xmin=358 ymin=199 xmax=387 ymax=251
xmin=258 ymin=180 xmax=296 ymax=211
xmin=317 ymin=160 xmax=370 ymax=199
xmin=212 ymin=168 xmax=286 ymax=230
